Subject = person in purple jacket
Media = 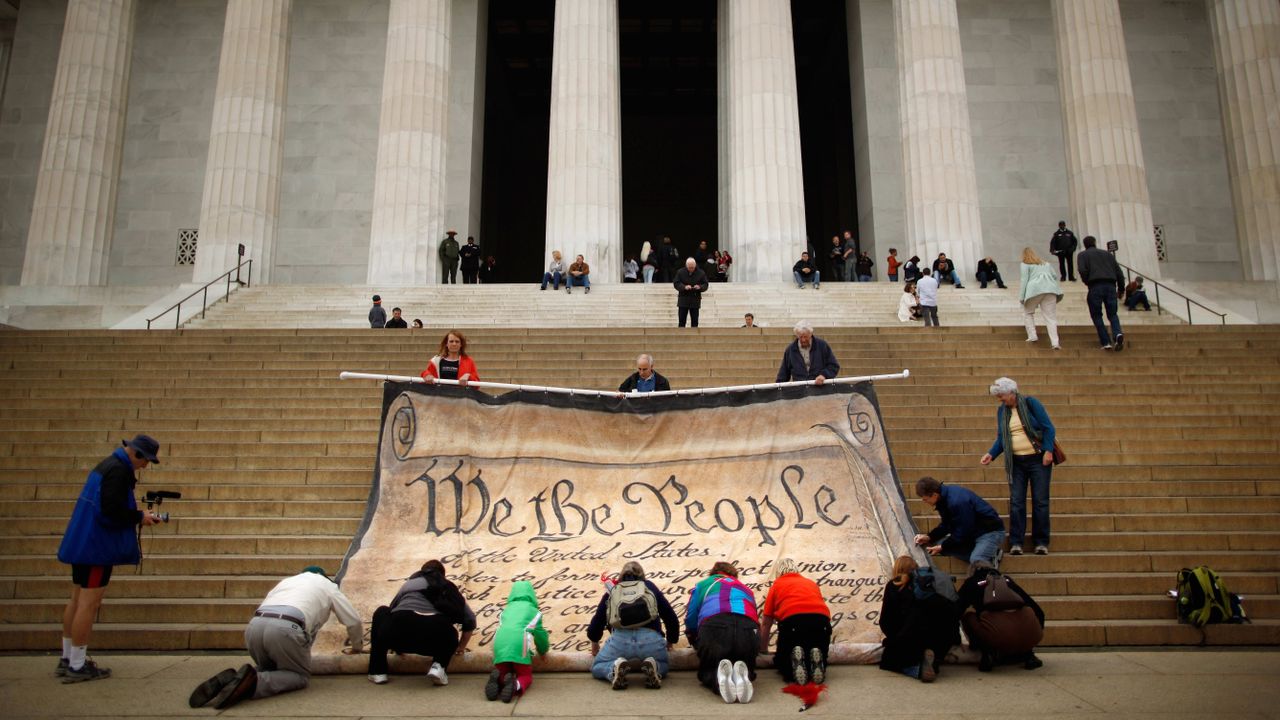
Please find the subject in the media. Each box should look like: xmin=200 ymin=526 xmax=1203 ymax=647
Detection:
xmin=684 ymin=562 xmax=760 ymax=704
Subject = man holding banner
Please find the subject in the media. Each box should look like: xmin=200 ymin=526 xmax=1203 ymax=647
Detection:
xmin=776 ymin=322 xmax=840 ymax=384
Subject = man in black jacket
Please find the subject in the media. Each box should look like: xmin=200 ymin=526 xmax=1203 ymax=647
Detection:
xmin=776 ymin=321 xmax=840 ymax=384
xmin=673 ymin=258 xmax=708 ymax=328
xmin=975 ymin=257 xmax=1007 ymax=289
xmin=1077 ymin=235 xmax=1126 ymax=351
xmin=459 ymin=236 xmax=482 ymax=284
xmin=1050 ymin=221 xmax=1077 ymax=281
xmin=619 ymin=353 xmax=671 ymax=393
xmin=792 ymin=252 xmax=820 ymax=289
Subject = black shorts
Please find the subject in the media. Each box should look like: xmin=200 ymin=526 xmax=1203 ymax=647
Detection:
xmin=71 ymin=564 xmax=113 ymax=589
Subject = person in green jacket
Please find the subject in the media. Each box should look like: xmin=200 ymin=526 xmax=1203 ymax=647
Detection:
xmin=485 ymin=581 xmax=549 ymax=703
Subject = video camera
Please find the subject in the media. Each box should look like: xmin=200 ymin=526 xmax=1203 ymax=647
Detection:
xmin=143 ymin=490 xmax=182 ymax=523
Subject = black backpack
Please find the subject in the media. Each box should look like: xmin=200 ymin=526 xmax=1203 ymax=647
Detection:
xmin=420 ymin=570 xmax=468 ymax=626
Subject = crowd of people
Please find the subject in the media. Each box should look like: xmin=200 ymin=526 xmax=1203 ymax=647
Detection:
xmin=56 ymin=351 xmax=1055 ymax=707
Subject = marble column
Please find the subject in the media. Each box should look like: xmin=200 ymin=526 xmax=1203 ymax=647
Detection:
xmin=193 ymin=0 xmax=291 ymax=285
xmin=367 ymin=0 xmax=452 ymax=286
xmin=718 ymin=0 xmax=807 ymax=283
xmin=893 ymin=0 xmax=983 ymax=279
xmin=1206 ymin=0 xmax=1280 ymax=282
xmin=544 ymin=0 xmax=622 ymax=282
xmin=20 ymin=0 xmax=135 ymax=286
xmin=1052 ymin=0 xmax=1160 ymax=279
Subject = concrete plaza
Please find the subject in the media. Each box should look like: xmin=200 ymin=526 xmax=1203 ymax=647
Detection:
xmin=0 ymin=650 xmax=1277 ymax=719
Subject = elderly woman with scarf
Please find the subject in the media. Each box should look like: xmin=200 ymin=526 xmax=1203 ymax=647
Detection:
xmin=979 ymin=377 xmax=1057 ymax=556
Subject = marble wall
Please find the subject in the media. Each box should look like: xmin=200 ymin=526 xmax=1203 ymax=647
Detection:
xmin=1121 ymin=0 xmax=1240 ymax=281
xmin=273 ymin=0 xmax=387 ymax=284
xmin=110 ymin=0 xmax=224 ymax=286
xmin=958 ymin=0 xmax=1070 ymax=270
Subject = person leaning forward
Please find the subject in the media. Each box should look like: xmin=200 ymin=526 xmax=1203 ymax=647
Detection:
xmin=56 ymin=434 xmax=162 ymax=683
xmin=189 ymin=567 xmax=363 ymax=710
xmin=913 ymin=475 xmax=1005 ymax=571
xmin=367 ymin=559 xmax=476 ymax=686
xmin=673 ymin=258 xmax=709 ymax=328
xmin=619 ymin=353 xmax=671 ymax=393
xmin=775 ymin=321 xmax=840 ymax=384
xmin=586 ymin=560 xmax=682 ymax=690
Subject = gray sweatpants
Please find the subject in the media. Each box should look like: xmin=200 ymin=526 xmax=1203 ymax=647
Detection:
xmin=245 ymin=612 xmax=312 ymax=698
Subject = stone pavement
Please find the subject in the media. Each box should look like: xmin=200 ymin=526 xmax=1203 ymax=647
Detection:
xmin=0 ymin=651 xmax=1277 ymax=719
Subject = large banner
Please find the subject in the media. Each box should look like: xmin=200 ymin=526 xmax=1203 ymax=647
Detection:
xmin=315 ymin=382 xmax=922 ymax=672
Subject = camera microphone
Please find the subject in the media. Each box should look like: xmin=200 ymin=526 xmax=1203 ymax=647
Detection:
xmin=144 ymin=490 xmax=182 ymax=501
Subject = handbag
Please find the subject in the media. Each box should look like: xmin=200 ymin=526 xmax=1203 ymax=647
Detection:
xmin=1032 ymin=438 xmax=1066 ymax=465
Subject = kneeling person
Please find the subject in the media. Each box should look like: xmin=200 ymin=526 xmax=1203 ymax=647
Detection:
xmin=366 ymin=559 xmax=476 ymax=685
xmin=587 ymin=561 xmax=681 ymax=689
xmin=958 ymin=561 xmax=1044 ymax=672
xmin=190 ymin=566 xmax=363 ymax=710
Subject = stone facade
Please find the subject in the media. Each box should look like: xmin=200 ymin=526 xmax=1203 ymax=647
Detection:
xmin=0 ymin=0 xmax=1270 ymax=294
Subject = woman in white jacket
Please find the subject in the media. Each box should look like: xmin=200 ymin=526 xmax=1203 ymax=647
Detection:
xmin=1019 ymin=248 xmax=1064 ymax=350
xmin=897 ymin=282 xmax=920 ymax=322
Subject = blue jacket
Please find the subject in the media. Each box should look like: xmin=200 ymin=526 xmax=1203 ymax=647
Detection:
xmin=57 ymin=448 xmax=142 ymax=566
xmin=776 ymin=336 xmax=840 ymax=382
xmin=987 ymin=396 xmax=1056 ymax=459
xmin=926 ymin=484 xmax=1004 ymax=550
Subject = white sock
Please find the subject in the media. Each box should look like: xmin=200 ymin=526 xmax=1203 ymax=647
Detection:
xmin=61 ymin=637 xmax=72 ymax=659
xmin=69 ymin=645 xmax=87 ymax=670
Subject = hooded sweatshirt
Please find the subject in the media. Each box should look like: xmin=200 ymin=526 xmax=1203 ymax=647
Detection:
xmin=492 ymin=581 xmax=549 ymax=665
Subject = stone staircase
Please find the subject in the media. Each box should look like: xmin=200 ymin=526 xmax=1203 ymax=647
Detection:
xmin=0 ymin=325 xmax=1277 ymax=651
xmin=184 ymin=281 xmax=1188 ymax=329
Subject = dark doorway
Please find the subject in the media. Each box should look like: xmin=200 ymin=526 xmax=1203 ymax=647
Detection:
xmin=619 ymin=0 xmax=718 ymax=264
xmin=792 ymin=0 xmax=859 ymax=278
xmin=479 ymin=0 xmax=554 ymax=282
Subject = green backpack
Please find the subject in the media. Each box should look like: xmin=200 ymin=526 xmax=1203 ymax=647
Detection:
xmin=1175 ymin=566 xmax=1233 ymax=627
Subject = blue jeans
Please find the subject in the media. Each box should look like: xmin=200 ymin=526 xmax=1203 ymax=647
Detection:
xmin=590 ymin=628 xmax=669 ymax=680
xmin=888 ymin=273 xmax=898 ymax=282
xmin=977 ymin=270 xmax=1005 ymax=288
xmin=939 ymin=269 xmax=963 ymax=286
xmin=1086 ymin=283 xmax=1122 ymax=346
xmin=541 ymin=271 xmax=562 ymax=290
xmin=794 ymin=270 xmax=820 ymax=286
xmin=1125 ymin=290 xmax=1149 ymax=310
xmin=940 ymin=529 xmax=1005 ymax=566
xmin=858 ymin=274 xmax=873 ymax=282
xmin=642 ymin=266 xmax=655 ymax=283
xmin=1008 ymin=453 xmax=1052 ymax=548
xmin=567 ymin=273 xmax=590 ymax=289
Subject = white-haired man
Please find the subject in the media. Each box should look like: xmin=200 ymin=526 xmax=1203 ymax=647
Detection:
xmin=673 ymin=258 xmax=709 ymax=328
xmin=775 ymin=322 xmax=840 ymax=385
xmin=618 ymin=354 xmax=671 ymax=393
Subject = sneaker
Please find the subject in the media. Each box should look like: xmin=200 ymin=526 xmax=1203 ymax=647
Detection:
xmin=55 ymin=657 xmax=69 ymax=678
xmin=954 ymin=284 xmax=965 ymax=289
xmin=585 ymin=286 xmax=591 ymax=294
xmin=211 ymin=664 xmax=257 ymax=710
xmin=565 ymin=287 xmax=571 ymax=294
xmin=1024 ymin=653 xmax=1044 ymax=670
xmin=1026 ymin=337 xmax=1038 ymax=343
xmin=791 ymin=646 xmax=807 ymax=685
xmin=640 ymin=657 xmax=661 ymax=689
xmin=610 ymin=657 xmax=628 ymax=690
xmin=716 ymin=659 xmax=734 ymax=703
xmin=500 ymin=674 xmax=518 ymax=703
xmin=731 ymin=660 xmax=753 ymax=703
xmin=191 ymin=667 xmax=239 ymax=707
xmin=1101 ymin=344 xmax=1113 ymax=350
xmin=796 ymin=283 xmax=804 ymax=290
xmin=368 ymin=673 xmax=388 ymax=685
xmin=427 ymin=661 xmax=448 ymax=686
xmin=62 ymin=659 xmax=112 ymax=684
xmin=1009 ymin=545 xmax=1023 ymax=556
xmin=919 ymin=650 xmax=937 ymax=683
xmin=1052 ymin=345 xmax=1061 ymax=351
xmin=1114 ymin=333 xmax=1124 ymax=352
xmin=814 ymin=283 xmax=820 ymax=289
xmin=809 ymin=648 xmax=825 ymax=684
xmin=484 ymin=669 xmax=501 ymax=701
xmin=1034 ymin=545 xmax=1049 ymax=555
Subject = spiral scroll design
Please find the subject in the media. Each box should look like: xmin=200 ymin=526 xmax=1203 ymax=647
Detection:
xmin=847 ymin=404 xmax=877 ymax=447
xmin=390 ymin=393 xmax=416 ymax=461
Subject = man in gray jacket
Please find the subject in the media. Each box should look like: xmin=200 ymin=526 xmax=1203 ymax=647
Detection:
xmin=1076 ymin=236 xmax=1127 ymax=351
xmin=368 ymin=295 xmax=386 ymax=328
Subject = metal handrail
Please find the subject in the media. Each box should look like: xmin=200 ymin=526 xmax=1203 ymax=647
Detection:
xmin=1116 ymin=262 xmax=1226 ymax=326
xmin=146 ymin=258 xmax=253 ymax=330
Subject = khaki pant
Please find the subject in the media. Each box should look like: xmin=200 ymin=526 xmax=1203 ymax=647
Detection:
xmin=1023 ymin=293 xmax=1059 ymax=347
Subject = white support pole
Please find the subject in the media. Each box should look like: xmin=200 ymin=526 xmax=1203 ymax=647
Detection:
xmin=339 ymin=370 xmax=910 ymax=398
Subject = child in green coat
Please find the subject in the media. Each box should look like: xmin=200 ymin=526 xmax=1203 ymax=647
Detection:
xmin=484 ymin=581 xmax=549 ymax=702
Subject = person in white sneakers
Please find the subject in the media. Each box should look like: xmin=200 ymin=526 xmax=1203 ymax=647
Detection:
xmin=365 ymin=559 xmax=476 ymax=686
xmin=684 ymin=562 xmax=760 ymax=703
xmin=188 ymin=567 xmax=363 ymax=710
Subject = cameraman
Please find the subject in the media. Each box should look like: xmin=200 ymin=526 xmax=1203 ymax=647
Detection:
xmin=55 ymin=434 xmax=162 ymax=683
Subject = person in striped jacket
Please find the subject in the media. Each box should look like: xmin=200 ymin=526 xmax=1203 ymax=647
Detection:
xmin=684 ymin=562 xmax=760 ymax=704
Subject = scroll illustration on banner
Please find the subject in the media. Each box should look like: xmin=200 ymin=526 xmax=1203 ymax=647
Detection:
xmin=315 ymin=381 xmax=922 ymax=671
